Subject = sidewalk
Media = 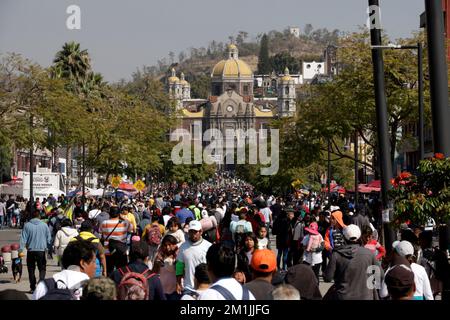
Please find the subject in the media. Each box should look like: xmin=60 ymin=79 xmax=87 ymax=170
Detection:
xmin=0 ymin=228 xmax=60 ymax=299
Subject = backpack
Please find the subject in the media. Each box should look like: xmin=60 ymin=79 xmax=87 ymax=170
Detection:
xmin=146 ymin=225 xmax=162 ymax=246
xmin=117 ymin=266 xmax=156 ymax=300
xmin=50 ymin=216 xmax=65 ymax=236
xmin=39 ymin=278 xmax=77 ymax=300
xmin=210 ymin=284 xmax=251 ymax=300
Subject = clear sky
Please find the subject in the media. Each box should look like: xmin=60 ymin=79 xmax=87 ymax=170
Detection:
xmin=0 ymin=0 xmax=425 ymax=82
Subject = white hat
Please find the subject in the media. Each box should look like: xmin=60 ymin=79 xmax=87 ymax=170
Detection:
xmin=188 ymin=220 xmax=202 ymax=231
xmin=343 ymin=224 xmax=361 ymax=241
xmin=330 ymin=205 xmax=340 ymax=212
xmin=198 ymin=203 xmax=203 ymax=209
xmin=394 ymin=240 xmax=414 ymax=257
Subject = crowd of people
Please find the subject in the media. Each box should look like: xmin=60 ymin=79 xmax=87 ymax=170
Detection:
xmin=1 ymin=177 xmax=449 ymax=300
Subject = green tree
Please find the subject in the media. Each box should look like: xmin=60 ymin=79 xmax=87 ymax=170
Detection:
xmin=257 ymin=34 xmax=271 ymax=74
xmin=269 ymin=52 xmax=300 ymax=74
xmin=189 ymin=73 xmax=211 ymax=99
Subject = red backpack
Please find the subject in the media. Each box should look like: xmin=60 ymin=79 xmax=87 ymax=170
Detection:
xmin=146 ymin=224 xmax=162 ymax=246
xmin=117 ymin=266 xmax=155 ymax=300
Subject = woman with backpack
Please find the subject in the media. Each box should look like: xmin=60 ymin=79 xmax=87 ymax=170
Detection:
xmin=301 ymin=222 xmax=324 ymax=281
xmin=152 ymin=235 xmax=180 ymax=300
xmin=110 ymin=240 xmax=166 ymax=300
xmin=54 ymin=219 xmax=79 ymax=267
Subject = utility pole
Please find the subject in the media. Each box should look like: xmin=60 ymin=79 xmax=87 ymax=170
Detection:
xmin=327 ymin=139 xmax=331 ymax=197
xmin=424 ymin=0 xmax=450 ymax=262
xmin=418 ymin=42 xmax=425 ymax=160
xmin=29 ymin=114 xmax=34 ymax=218
xmin=354 ymin=131 xmax=359 ymax=210
xmin=368 ymin=0 xmax=395 ymax=251
xmin=424 ymin=0 xmax=450 ymax=157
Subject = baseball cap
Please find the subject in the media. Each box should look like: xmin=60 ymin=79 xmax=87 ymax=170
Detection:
xmin=385 ymin=264 xmax=415 ymax=290
xmin=343 ymin=224 xmax=361 ymax=241
xmin=198 ymin=203 xmax=203 ymax=209
xmin=251 ymin=249 xmax=277 ymax=273
xmin=394 ymin=240 xmax=414 ymax=257
xmin=188 ymin=220 xmax=202 ymax=231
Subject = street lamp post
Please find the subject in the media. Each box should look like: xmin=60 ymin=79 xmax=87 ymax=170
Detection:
xmin=29 ymin=114 xmax=34 ymax=219
xmin=82 ymin=142 xmax=86 ymax=210
xmin=368 ymin=0 xmax=395 ymax=251
xmin=354 ymin=131 xmax=359 ymax=210
xmin=327 ymin=139 xmax=331 ymax=198
xmin=371 ymin=43 xmax=424 ymax=161
xmin=424 ymin=0 xmax=450 ymax=157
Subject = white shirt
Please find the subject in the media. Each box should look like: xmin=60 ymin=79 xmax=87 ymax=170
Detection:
xmin=302 ymin=235 xmax=323 ymax=266
xmin=163 ymin=215 xmax=172 ymax=227
xmin=54 ymin=227 xmax=79 ymax=256
xmin=260 ymin=207 xmax=272 ymax=223
xmin=411 ymin=263 xmax=434 ymax=300
xmin=177 ymin=238 xmax=212 ymax=290
xmin=257 ymin=237 xmax=269 ymax=250
xmin=216 ymin=207 xmax=225 ymax=219
xmin=230 ymin=220 xmax=253 ymax=234
xmin=33 ymin=266 xmax=90 ymax=300
xmin=198 ymin=278 xmax=256 ymax=300
xmin=88 ymin=209 xmax=101 ymax=220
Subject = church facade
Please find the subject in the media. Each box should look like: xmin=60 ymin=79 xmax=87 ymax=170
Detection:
xmin=168 ymin=44 xmax=297 ymax=164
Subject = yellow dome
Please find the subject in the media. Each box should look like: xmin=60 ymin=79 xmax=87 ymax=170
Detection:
xmin=212 ymin=59 xmax=253 ymax=78
xmin=280 ymin=67 xmax=293 ymax=82
xmin=228 ymin=43 xmax=238 ymax=50
xmin=168 ymin=76 xmax=180 ymax=83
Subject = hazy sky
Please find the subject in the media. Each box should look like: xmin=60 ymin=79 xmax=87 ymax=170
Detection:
xmin=0 ymin=0 xmax=425 ymax=82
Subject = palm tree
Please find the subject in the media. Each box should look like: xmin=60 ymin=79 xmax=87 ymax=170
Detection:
xmin=52 ymin=42 xmax=92 ymax=192
xmin=53 ymin=42 xmax=91 ymax=94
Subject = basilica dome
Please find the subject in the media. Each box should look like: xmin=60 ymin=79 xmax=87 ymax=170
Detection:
xmin=211 ymin=44 xmax=253 ymax=78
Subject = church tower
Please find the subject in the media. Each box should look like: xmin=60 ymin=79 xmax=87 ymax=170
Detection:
xmin=180 ymin=72 xmax=191 ymax=100
xmin=167 ymin=67 xmax=186 ymax=110
xmin=277 ymin=67 xmax=296 ymax=117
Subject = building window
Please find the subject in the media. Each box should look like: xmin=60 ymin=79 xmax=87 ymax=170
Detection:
xmin=285 ymin=101 xmax=290 ymax=110
xmin=243 ymin=84 xmax=249 ymax=95
xmin=285 ymin=86 xmax=289 ymax=95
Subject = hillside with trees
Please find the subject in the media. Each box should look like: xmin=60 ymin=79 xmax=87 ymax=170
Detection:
xmin=131 ymin=25 xmax=340 ymax=98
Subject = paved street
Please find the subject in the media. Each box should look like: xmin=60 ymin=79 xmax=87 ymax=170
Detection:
xmin=0 ymin=228 xmax=332 ymax=299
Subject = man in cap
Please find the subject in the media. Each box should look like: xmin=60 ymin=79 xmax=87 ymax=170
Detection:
xmin=244 ymin=249 xmax=277 ymax=300
xmin=324 ymin=224 xmax=380 ymax=300
xmin=385 ymin=263 xmax=416 ymax=300
xmin=176 ymin=220 xmax=212 ymax=294
xmin=380 ymin=240 xmax=433 ymax=300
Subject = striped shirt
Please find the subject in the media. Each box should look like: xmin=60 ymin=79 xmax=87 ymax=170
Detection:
xmin=99 ymin=218 xmax=133 ymax=254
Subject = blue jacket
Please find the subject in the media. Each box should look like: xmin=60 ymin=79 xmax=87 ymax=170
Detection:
xmin=20 ymin=218 xmax=52 ymax=252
